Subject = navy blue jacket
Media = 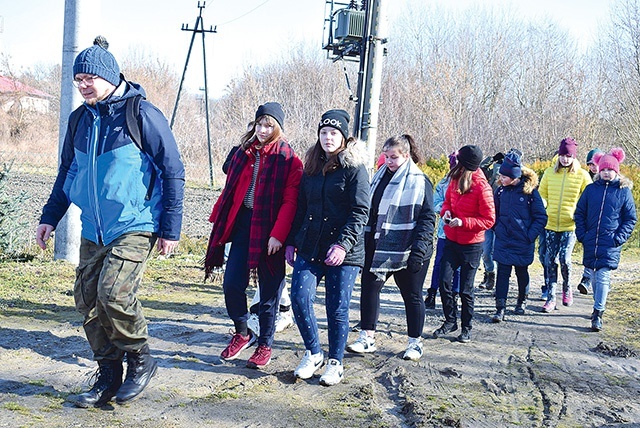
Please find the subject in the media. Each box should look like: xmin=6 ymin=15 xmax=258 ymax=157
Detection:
xmin=40 ymin=80 xmax=185 ymax=245
xmin=575 ymin=177 xmax=637 ymax=270
xmin=493 ymin=170 xmax=547 ymax=267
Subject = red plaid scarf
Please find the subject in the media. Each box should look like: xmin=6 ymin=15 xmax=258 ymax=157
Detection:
xmin=205 ymin=138 xmax=296 ymax=278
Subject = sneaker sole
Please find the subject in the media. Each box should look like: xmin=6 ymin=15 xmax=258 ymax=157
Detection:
xmin=295 ymin=362 xmax=325 ymax=379
xmin=246 ymin=358 xmax=271 ymax=369
xmin=346 ymin=346 xmax=377 ymax=354
xmin=221 ymin=336 xmax=256 ymax=361
xmin=433 ymin=325 xmax=458 ymax=338
xmin=319 ymin=374 xmax=343 ymax=386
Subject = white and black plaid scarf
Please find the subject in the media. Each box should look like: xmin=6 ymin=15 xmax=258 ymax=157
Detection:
xmin=368 ymin=159 xmax=425 ymax=279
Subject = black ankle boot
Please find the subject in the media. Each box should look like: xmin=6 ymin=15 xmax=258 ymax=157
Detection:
xmin=514 ymin=294 xmax=527 ymax=315
xmin=70 ymin=359 xmax=123 ymax=408
xmin=492 ymin=298 xmax=506 ymax=323
xmin=591 ymin=310 xmax=603 ymax=332
xmin=424 ymin=288 xmax=437 ymax=310
xmin=115 ymin=345 xmax=158 ymax=404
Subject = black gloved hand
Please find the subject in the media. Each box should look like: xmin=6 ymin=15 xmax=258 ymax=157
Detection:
xmin=407 ymin=255 xmax=423 ymax=273
xmin=493 ymin=152 xmax=505 ymax=162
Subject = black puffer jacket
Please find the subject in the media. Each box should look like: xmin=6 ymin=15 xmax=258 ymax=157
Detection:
xmin=289 ymin=142 xmax=370 ymax=267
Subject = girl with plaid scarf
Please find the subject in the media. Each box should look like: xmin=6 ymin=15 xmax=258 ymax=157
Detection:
xmin=205 ymin=102 xmax=303 ymax=370
xmin=347 ymin=135 xmax=435 ymax=361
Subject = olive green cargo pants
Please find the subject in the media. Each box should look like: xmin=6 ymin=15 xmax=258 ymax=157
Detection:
xmin=74 ymin=232 xmax=156 ymax=361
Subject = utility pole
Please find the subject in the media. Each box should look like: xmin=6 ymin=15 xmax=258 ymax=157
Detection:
xmin=54 ymin=0 xmax=101 ymax=264
xmin=353 ymin=0 xmax=387 ymax=170
xmin=170 ymin=1 xmax=216 ymax=186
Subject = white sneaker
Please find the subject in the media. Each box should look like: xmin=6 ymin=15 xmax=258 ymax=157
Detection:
xmin=346 ymin=330 xmax=376 ymax=354
xmin=402 ymin=339 xmax=423 ymax=361
xmin=247 ymin=313 xmax=260 ymax=337
xmin=319 ymin=359 xmax=343 ymax=386
xmin=294 ymin=350 xmax=324 ymax=379
xmin=275 ymin=309 xmax=295 ymax=333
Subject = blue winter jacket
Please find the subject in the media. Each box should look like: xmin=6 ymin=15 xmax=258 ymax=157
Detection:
xmin=493 ymin=169 xmax=547 ymax=267
xmin=574 ymin=176 xmax=637 ymax=270
xmin=40 ymin=80 xmax=185 ymax=245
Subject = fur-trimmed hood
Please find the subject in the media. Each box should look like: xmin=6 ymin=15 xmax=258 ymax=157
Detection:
xmin=521 ymin=166 xmax=539 ymax=195
xmin=338 ymin=139 xmax=369 ymax=168
xmin=593 ymin=173 xmax=634 ymax=189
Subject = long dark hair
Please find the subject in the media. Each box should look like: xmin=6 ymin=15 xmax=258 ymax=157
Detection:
xmin=382 ymin=134 xmax=422 ymax=164
xmin=304 ymin=136 xmax=358 ymax=176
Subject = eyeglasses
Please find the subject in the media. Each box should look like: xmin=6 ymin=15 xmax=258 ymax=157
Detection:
xmin=72 ymin=75 xmax=100 ymax=88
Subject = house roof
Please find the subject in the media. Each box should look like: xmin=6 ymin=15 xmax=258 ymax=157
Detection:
xmin=0 ymin=75 xmax=52 ymax=98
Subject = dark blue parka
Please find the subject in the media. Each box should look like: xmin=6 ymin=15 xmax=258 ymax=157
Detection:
xmin=493 ymin=168 xmax=547 ymax=267
xmin=574 ymin=176 xmax=637 ymax=270
xmin=40 ymin=80 xmax=185 ymax=245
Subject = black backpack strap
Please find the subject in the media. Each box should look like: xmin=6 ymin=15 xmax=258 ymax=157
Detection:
xmin=125 ymin=94 xmax=156 ymax=201
xmin=126 ymin=95 xmax=143 ymax=150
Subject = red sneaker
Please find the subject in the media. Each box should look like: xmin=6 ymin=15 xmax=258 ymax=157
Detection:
xmin=246 ymin=344 xmax=272 ymax=369
xmin=221 ymin=331 xmax=255 ymax=361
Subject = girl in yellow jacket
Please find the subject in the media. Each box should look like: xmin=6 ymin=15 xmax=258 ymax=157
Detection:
xmin=538 ymin=138 xmax=591 ymax=312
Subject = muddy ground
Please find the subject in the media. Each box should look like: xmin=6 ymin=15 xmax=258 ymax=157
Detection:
xmin=1 ymin=258 xmax=640 ymax=428
xmin=1 ymin=173 xmax=640 ymax=427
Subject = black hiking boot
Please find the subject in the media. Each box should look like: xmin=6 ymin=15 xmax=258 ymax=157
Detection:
xmin=479 ymin=271 xmax=495 ymax=290
xmin=433 ymin=321 xmax=458 ymax=338
xmin=69 ymin=359 xmax=123 ymax=408
xmin=115 ymin=345 xmax=158 ymax=404
xmin=424 ymin=288 xmax=437 ymax=310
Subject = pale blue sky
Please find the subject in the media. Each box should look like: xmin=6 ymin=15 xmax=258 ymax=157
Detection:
xmin=0 ymin=0 xmax=613 ymax=96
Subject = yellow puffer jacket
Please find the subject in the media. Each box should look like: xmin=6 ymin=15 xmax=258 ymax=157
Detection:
xmin=539 ymin=160 xmax=591 ymax=232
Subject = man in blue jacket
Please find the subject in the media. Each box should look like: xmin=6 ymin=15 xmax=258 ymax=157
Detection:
xmin=35 ymin=36 xmax=185 ymax=408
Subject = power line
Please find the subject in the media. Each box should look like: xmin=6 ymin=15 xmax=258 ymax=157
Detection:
xmin=217 ymin=0 xmax=273 ymax=26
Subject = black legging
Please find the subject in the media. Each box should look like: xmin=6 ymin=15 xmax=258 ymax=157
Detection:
xmin=359 ymin=234 xmax=428 ymax=338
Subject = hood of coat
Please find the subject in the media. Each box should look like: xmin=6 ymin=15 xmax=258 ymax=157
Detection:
xmin=338 ymin=139 xmax=369 ymax=169
xmin=593 ymin=174 xmax=634 ymax=189
xmin=521 ymin=166 xmax=539 ymax=195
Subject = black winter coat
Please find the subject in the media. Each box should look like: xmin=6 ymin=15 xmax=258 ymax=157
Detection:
xmin=289 ymin=145 xmax=370 ymax=267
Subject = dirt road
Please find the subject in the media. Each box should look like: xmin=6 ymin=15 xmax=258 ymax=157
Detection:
xmin=1 ymin=259 xmax=639 ymax=428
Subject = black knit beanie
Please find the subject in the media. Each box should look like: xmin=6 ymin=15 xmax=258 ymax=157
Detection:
xmin=457 ymin=145 xmax=483 ymax=171
xmin=318 ymin=109 xmax=350 ymax=140
xmin=255 ymin=102 xmax=285 ymax=130
xmin=73 ymin=36 xmax=121 ymax=87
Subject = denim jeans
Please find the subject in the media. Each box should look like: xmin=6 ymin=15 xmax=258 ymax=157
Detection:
xmin=290 ymin=256 xmax=359 ymax=362
xmin=482 ymin=228 xmax=496 ymax=273
xmin=544 ymin=230 xmax=576 ymax=300
xmin=585 ymin=267 xmax=611 ymax=311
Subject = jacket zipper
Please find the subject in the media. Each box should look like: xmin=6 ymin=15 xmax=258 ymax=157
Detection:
xmin=87 ymin=109 xmax=104 ymax=244
xmin=593 ymin=182 xmax=609 ymax=265
xmin=556 ymin=169 xmax=567 ymax=230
